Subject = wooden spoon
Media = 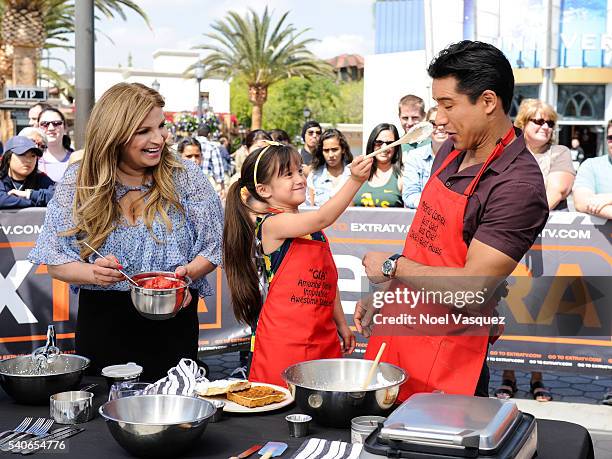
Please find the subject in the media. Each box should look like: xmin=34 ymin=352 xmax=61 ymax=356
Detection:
xmin=362 ymin=341 xmax=387 ymax=390
xmin=364 ymin=121 xmax=433 ymax=159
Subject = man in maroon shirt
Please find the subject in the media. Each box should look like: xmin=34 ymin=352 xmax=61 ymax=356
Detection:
xmin=355 ymin=41 xmax=549 ymax=398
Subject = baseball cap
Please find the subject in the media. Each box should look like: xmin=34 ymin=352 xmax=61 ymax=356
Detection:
xmin=4 ymin=136 xmax=43 ymax=157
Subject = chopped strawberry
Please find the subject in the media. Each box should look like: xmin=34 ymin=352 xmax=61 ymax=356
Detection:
xmin=138 ymin=275 xmax=183 ymax=290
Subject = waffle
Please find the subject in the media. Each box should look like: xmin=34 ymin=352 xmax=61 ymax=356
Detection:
xmin=226 ymin=385 xmax=286 ymax=408
xmin=194 ymin=379 xmax=251 ymax=397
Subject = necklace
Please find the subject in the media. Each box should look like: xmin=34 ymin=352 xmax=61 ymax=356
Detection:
xmin=9 ymin=178 xmax=25 ymax=191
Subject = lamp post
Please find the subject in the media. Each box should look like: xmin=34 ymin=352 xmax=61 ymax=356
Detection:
xmin=194 ymin=62 xmax=205 ymax=121
xmin=151 ymin=79 xmax=160 ymax=92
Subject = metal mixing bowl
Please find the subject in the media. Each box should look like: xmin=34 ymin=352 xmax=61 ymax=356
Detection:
xmin=129 ymin=272 xmax=192 ymax=320
xmin=282 ymin=358 xmax=407 ymax=427
xmin=99 ymin=394 xmax=215 ymax=457
xmin=0 ymin=354 xmax=90 ymax=405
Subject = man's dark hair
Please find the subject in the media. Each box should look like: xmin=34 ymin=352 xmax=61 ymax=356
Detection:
xmin=427 ymin=40 xmax=514 ymax=114
xmin=245 ymin=129 xmax=271 ymax=148
xmin=301 ymin=120 xmax=322 ymax=140
xmin=197 ymin=125 xmax=210 ymax=137
xmin=269 ymin=128 xmax=291 ymax=144
xmin=30 ymin=102 xmax=51 ymax=111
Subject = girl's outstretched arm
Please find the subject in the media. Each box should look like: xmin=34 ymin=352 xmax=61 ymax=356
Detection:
xmin=264 ymin=155 xmax=372 ymax=241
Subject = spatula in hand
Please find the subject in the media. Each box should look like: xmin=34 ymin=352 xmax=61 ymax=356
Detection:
xmin=364 ymin=121 xmax=434 ymax=159
xmin=258 ymin=442 xmax=288 ymax=459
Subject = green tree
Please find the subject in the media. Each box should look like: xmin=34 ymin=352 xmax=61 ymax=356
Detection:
xmin=195 ymin=7 xmax=331 ymax=129
xmin=230 ymin=76 xmax=252 ymax=129
xmin=337 ymin=80 xmax=364 ymax=124
xmin=0 ymin=0 xmax=149 ymax=90
xmin=232 ymin=75 xmax=364 ymax=139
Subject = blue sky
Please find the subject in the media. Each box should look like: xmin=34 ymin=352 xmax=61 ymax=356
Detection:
xmin=53 ymin=0 xmax=376 ymax=71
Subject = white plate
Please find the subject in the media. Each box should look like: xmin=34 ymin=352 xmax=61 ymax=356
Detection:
xmin=199 ymin=383 xmax=294 ymax=413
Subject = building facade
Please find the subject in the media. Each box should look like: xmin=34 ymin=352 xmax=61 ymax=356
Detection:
xmin=95 ymin=50 xmax=230 ymax=115
xmin=366 ymin=0 xmax=612 ymax=158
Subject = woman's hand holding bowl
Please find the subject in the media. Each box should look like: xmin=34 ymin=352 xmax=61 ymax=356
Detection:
xmin=174 ymin=265 xmax=192 ymax=309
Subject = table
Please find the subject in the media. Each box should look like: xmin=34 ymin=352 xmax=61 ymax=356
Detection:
xmin=0 ymin=378 xmax=594 ymax=459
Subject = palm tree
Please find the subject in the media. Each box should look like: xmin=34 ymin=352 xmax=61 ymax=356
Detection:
xmin=0 ymin=0 xmax=149 ymax=87
xmin=195 ymin=7 xmax=330 ymax=129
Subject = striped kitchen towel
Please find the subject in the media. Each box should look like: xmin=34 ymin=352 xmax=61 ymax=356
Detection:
xmin=151 ymin=358 xmax=207 ymax=396
xmin=290 ymin=439 xmax=363 ymax=459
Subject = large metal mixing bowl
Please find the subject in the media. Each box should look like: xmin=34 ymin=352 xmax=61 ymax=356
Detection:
xmin=0 ymin=354 xmax=90 ymax=405
xmin=99 ymin=394 xmax=215 ymax=457
xmin=282 ymin=358 xmax=406 ymax=427
xmin=129 ymin=272 xmax=192 ymax=320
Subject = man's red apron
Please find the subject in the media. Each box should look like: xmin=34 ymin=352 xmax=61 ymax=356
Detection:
xmin=365 ymin=128 xmax=514 ymax=402
xmin=250 ymin=230 xmax=342 ymax=387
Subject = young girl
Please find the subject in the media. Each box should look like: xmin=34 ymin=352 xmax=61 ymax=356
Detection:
xmin=307 ymin=129 xmax=353 ymax=206
xmin=224 ymin=141 xmax=372 ymax=386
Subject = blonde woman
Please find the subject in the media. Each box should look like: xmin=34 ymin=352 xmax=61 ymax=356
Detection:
xmin=514 ymin=99 xmax=576 ymax=210
xmin=495 ymin=99 xmax=575 ymax=402
xmin=29 ymin=83 xmax=223 ymax=380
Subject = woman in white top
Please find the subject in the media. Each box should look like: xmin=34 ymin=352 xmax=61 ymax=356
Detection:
xmin=307 ymin=128 xmax=353 ymax=206
xmin=37 ymin=108 xmax=73 ymax=182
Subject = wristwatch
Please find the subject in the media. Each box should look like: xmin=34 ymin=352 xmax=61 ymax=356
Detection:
xmin=381 ymin=254 xmax=403 ymax=278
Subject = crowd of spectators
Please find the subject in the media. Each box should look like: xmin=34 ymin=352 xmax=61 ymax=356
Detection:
xmin=3 ymin=98 xmax=611 ymax=219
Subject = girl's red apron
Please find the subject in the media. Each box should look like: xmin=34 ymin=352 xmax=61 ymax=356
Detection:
xmin=365 ymin=128 xmax=514 ymax=402
xmin=249 ymin=229 xmax=342 ymax=387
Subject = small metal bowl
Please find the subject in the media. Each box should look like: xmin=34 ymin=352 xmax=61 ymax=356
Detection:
xmin=50 ymin=390 xmax=94 ymax=424
xmin=129 ymin=272 xmax=192 ymax=320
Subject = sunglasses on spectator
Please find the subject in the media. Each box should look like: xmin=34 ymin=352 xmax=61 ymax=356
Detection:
xmin=39 ymin=120 xmax=64 ymax=128
xmin=306 ymin=129 xmax=321 ymax=136
xmin=529 ymin=118 xmax=555 ymax=128
xmin=374 ymin=140 xmax=393 ymax=148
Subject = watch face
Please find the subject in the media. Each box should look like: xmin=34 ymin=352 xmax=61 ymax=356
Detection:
xmin=382 ymin=260 xmax=394 ymax=276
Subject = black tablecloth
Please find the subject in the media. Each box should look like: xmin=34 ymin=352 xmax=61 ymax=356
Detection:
xmin=0 ymin=377 xmax=594 ymax=459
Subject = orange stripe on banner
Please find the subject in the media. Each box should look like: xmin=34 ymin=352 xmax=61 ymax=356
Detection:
xmin=197 ymin=298 xmax=208 ymax=313
xmin=199 ymin=267 xmax=223 ymax=330
xmin=0 ymin=333 xmax=75 ymax=344
xmin=0 ymin=242 xmax=35 ymax=248
xmin=531 ymin=244 xmax=612 ymax=266
xmin=52 ymin=279 xmax=70 ymax=321
xmin=499 ymin=336 xmax=612 ymax=346
xmin=35 ymin=265 xmax=48 ymax=274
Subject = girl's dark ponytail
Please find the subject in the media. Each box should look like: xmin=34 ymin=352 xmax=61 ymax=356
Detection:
xmin=223 ymin=180 xmax=261 ymax=327
xmin=223 ymin=142 xmax=302 ymax=327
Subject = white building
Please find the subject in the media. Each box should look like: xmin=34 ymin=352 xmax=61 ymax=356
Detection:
xmin=364 ymin=0 xmax=612 ymax=158
xmin=95 ymin=49 xmax=230 ymax=114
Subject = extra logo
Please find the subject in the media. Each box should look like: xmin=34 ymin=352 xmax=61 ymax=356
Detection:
xmin=0 ymin=261 xmax=38 ymax=324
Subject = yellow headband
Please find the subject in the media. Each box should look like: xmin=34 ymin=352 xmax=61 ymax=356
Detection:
xmin=253 ymin=140 xmax=284 ymax=188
